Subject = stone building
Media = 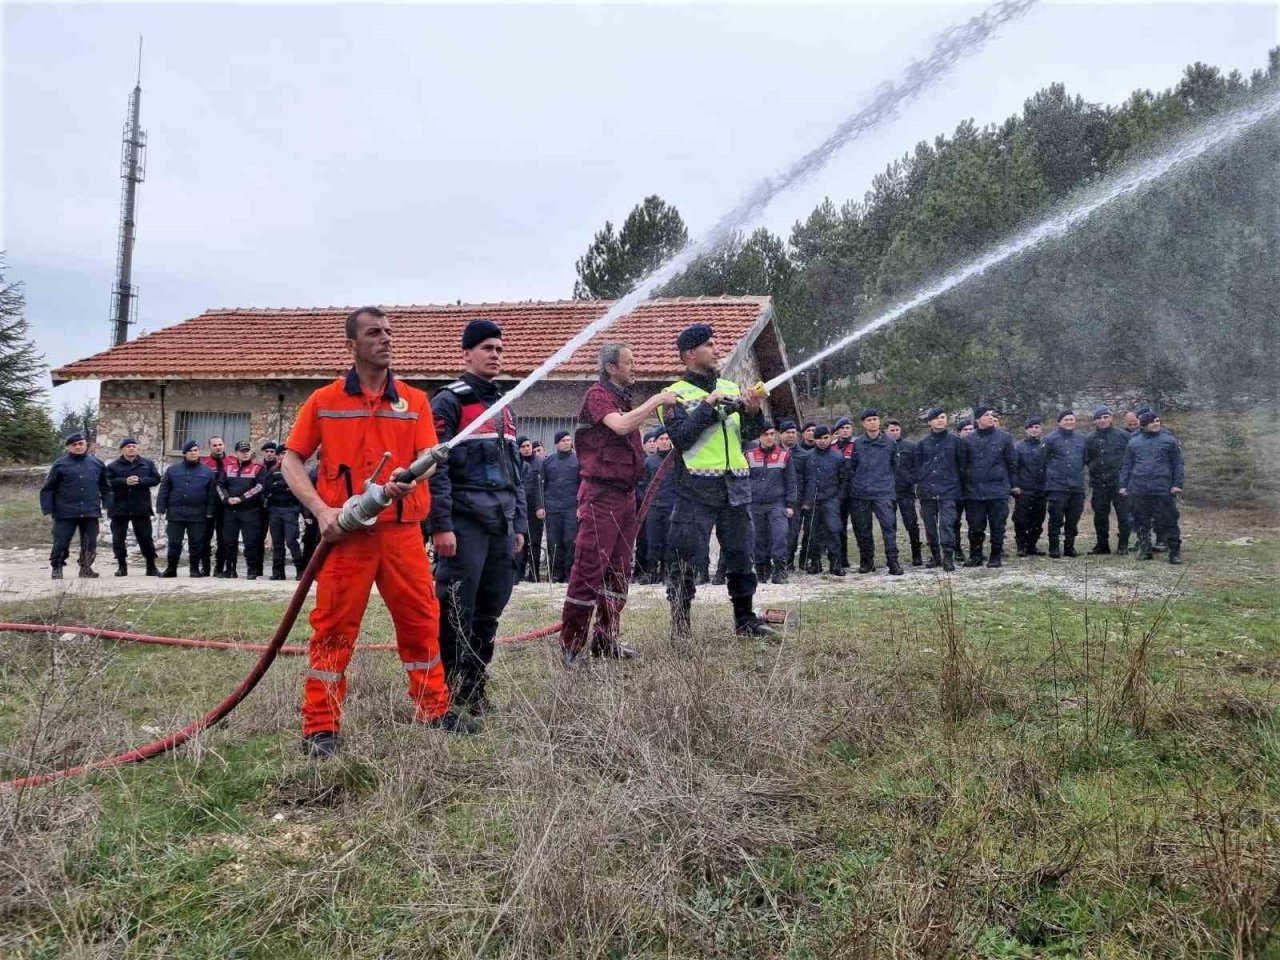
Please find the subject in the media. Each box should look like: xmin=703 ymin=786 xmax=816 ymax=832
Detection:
xmin=53 ymin=297 xmax=800 ymax=462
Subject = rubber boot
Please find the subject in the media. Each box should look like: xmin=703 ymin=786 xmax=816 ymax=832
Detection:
xmin=910 ymin=543 xmax=924 ymax=567
xmin=115 ymin=562 xmax=128 ymax=577
xmin=1063 ymin=538 xmax=1078 ymax=558
xmin=925 ymin=548 xmax=941 ymax=569
xmin=770 ymin=560 xmax=788 ymax=585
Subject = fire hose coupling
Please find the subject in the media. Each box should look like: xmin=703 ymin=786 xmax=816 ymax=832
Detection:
xmin=336 ymin=444 xmax=451 ymax=532
xmin=714 ymin=381 xmax=767 ymax=416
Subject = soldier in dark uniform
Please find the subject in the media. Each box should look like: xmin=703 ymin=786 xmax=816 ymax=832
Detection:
xmin=218 ymin=440 xmax=268 ymax=579
xmin=260 ymin=440 xmax=305 ymax=580
xmin=105 ymin=437 xmax=161 ymax=577
xmin=632 ymin=430 xmax=657 ymax=580
xmin=1043 ymin=410 xmax=1087 ymax=558
xmin=1012 ymin=417 xmax=1048 ymax=556
xmin=778 ymin=419 xmax=807 ymax=570
xmin=802 ymin=425 xmax=847 ymax=575
xmin=951 ymin=419 xmax=974 ymax=562
xmin=885 ymin=420 xmax=923 ymax=566
xmin=40 ymin=432 xmax=111 ymax=580
xmin=914 ymin=407 xmax=966 ymax=571
xmin=299 ymin=462 xmax=320 ymax=570
xmin=638 ymin=427 xmax=677 ymax=585
xmin=846 ymin=409 xmax=903 ymax=575
xmin=746 ymin=421 xmax=797 ymax=584
xmin=517 ymin=436 xmax=545 ymax=582
xmin=540 ymin=430 xmax=580 ymax=583
xmin=156 ymin=440 xmax=216 ymax=576
xmin=429 ymin=319 xmax=527 ymax=719
xmin=792 ymin=420 xmax=818 ymax=568
xmin=1119 ymin=410 xmax=1184 ymax=564
xmin=657 ymin=323 xmax=776 ymax=640
xmin=833 ymin=416 xmax=854 ymax=567
xmin=962 ymin=405 xmax=1017 ymax=568
xmin=199 ymin=437 xmax=229 ymax=576
xmin=1084 ymin=406 xmax=1133 ymax=555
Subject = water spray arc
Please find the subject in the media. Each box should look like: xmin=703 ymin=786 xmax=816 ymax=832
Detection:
xmin=762 ymin=91 xmax=1280 ymax=394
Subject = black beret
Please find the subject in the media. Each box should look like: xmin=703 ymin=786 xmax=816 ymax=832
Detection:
xmin=859 ymin=408 xmax=879 ymax=421
xmin=235 ymin=439 xmax=252 ymax=451
xmin=554 ymin=430 xmax=571 ymax=443
xmin=1093 ymin=405 xmax=1112 ymax=419
xmin=260 ymin=440 xmax=279 ymax=451
xmin=955 ymin=419 xmax=972 ymax=431
xmin=923 ymin=406 xmax=946 ymax=421
xmin=675 ymin=323 xmax=713 ymax=353
xmin=1138 ymin=410 xmax=1158 ymax=426
xmin=778 ymin=419 xmax=797 ymax=431
xmin=63 ymin=432 xmax=85 ymax=445
xmin=760 ymin=419 xmax=775 ymax=432
xmin=833 ymin=416 xmax=851 ymax=429
xmin=182 ymin=440 xmax=200 ymax=453
xmin=974 ymin=404 xmax=996 ymax=420
xmin=462 ymin=318 xmax=503 ymax=349
xmin=652 ymin=426 xmax=669 ymax=439
xmin=516 ymin=435 xmax=529 ymax=445
xmin=1025 ymin=416 xmax=1043 ymax=427
xmin=1136 ymin=406 xmax=1153 ymax=417
xmin=1057 ymin=409 xmax=1075 ymax=422
xmin=813 ymin=424 xmax=831 ymax=438
xmin=119 ymin=437 xmax=139 ymax=448
xmin=801 ymin=420 xmax=816 ymax=431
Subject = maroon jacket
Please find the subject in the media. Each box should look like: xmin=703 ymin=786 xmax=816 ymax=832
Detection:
xmin=574 ymin=379 xmax=644 ymax=489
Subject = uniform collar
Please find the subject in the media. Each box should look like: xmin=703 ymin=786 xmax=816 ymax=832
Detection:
xmin=344 ymin=366 xmax=400 ymax=402
xmin=683 ymin=369 xmax=718 ymax=393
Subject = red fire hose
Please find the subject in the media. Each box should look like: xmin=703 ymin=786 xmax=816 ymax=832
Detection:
xmin=1 ymin=454 xmax=673 ymax=791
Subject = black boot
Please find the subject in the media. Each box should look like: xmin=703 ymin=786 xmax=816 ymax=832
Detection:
xmin=270 ymin=570 xmax=286 ymax=581
xmin=161 ymin=567 xmax=178 ymax=578
xmin=953 ymin=545 xmax=966 ymax=564
xmin=963 ymin=548 xmax=985 ymax=568
xmin=986 ymin=551 xmax=1003 ymax=569
xmin=805 ymin=560 xmax=822 ymax=575
xmin=941 ymin=549 xmax=956 ymax=573
xmin=755 ymin=562 xmax=770 ymax=583
xmin=857 ymin=555 xmax=874 ymax=574
xmin=190 ymin=565 xmax=207 ymax=578
xmin=887 ymin=557 xmax=904 ymax=576
xmin=304 ymin=731 xmax=340 ymax=761
xmin=1136 ymin=538 xmax=1153 ymax=561
xmin=1167 ymin=546 xmax=1182 ymax=565
xmin=830 ymin=563 xmax=846 ymax=577
xmin=1048 ymin=539 xmax=1061 ymax=559
xmin=1090 ymin=542 xmax=1111 ymax=555
xmin=51 ymin=566 xmax=63 ymax=580
xmin=1116 ymin=540 xmax=1130 ymax=556
xmin=295 ymin=561 xmax=305 ymax=581
xmin=910 ymin=543 xmax=923 ymax=567
xmin=770 ymin=560 xmax=788 ymax=585
xmin=732 ymin=596 xmax=778 ymax=639
xmin=1063 ymin=539 xmax=1078 ymax=558
xmin=145 ymin=560 xmax=161 ymax=577
xmin=925 ymin=548 xmax=941 ymax=569
xmin=115 ymin=562 xmax=128 ymax=577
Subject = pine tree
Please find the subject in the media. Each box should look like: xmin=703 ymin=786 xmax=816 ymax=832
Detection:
xmin=0 ymin=256 xmax=58 ymax=463
xmin=573 ymin=196 xmax=689 ymax=300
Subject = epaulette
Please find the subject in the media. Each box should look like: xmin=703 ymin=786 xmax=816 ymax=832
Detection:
xmin=442 ymin=380 xmax=472 ymax=396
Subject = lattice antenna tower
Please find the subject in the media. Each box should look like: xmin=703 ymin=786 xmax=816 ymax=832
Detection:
xmin=110 ymin=37 xmax=147 ymax=347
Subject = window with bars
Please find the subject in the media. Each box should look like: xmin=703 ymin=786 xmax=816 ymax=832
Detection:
xmin=172 ymin=411 xmax=252 ymax=453
xmin=516 ymin=416 xmax=579 ymax=449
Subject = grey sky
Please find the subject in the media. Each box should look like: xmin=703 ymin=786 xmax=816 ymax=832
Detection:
xmin=5 ymin=2 xmax=1275 ymax=411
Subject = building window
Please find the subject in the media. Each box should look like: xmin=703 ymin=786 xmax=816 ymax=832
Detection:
xmin=173 ymin=411 xmax=251 ymax=452
xmin=517 ymin=416 xmax=578 ymax=448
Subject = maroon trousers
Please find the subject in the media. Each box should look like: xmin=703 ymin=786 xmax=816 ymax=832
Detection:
xmin=559 ymin=482 xmax=639 ymax=656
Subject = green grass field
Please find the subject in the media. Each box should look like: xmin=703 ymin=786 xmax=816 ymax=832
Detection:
xmin=1 ymin=507 xmax=1277 ymax=958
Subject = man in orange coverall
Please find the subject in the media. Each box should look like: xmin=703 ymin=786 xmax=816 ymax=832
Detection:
xmin=281 ymin=306 xmax=479 ymax=761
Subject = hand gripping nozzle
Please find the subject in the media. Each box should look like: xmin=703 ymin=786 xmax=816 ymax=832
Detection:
xmin=335 ymin=444 xmax=451 ymax=532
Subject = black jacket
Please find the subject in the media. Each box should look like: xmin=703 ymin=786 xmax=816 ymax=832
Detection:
xmin=262 ymin=462 xmax=301 ymax=511
xmin=105 ymin=455 xmax=160 ymax=517
xmin=1043 ymin=429 xmax=1087 ymax=492
xmin=1119 ymin=429 xmax=1185 ymax=495
xmin=1085 ymin=427 xmax=1131 ymax=486
xmin=893 ymin=438 xmax=918 ymax=498
xmin=156 ymin=460 xmax=218 ymax=522
xmin=540 ymin=450 xmax=581 ymax=513
xmin=964 ymin=426 xmax=1017 ymax=500
xmin=847 ymin=432 xmax=899 ymax=500
xmin=644 ymin=451 xmax=678 ymax=509
xmin=660 ymin=369 xmax=764 ymax=508
xmin=428 ymin=372 xmax=527 ymax=535
xmin=802 ymin=446 xmax=848 ymax=504
xmin=40 ymin=453 xmax=110 ymax=520
xmin=915 ymin=429 xmax=967 ymax=499
xmin=521 ymin=454 xmax=544 ymax=512
xmin=1014 ymin=437 xmax=1048 ymax=492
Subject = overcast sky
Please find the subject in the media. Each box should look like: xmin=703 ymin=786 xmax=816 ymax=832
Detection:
xmin=4 ymin=1 xmax=1276 ymax=410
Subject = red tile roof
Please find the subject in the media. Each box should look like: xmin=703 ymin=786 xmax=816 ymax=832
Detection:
xmin=52 ymin=297 xmax=775 ymax=383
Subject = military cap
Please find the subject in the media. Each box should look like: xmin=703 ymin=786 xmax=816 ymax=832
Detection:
xmin=1025 ymin=416 xmax=1043 ymax=427
xmin=461 ymin=318 xmax=502 ymax=349
xmin=1138 ymin=410 xmax=1158 ymax=426
xmin=859 ymin=408 xmax=879 ymax=421
xmin=675 ymin=323 xmax=713 ymax=353
xmin=813 ymin=424 xmax=832 ymax=438
xmin=778 ymin=419 xmax=797 ymax=432
xmin=1093 ymin=405 xmax=1112 ymax=419
xmin=119 ymin=437 xmax=139 ymax=448
xmin=182 ymin=440 xmax=200 ymax=453
xmin=554 ymin=430 xmax=571 ymax=443
xmin=973 ymin=404 xmax=997 ymax=420
xmin=63 ymin=432 xmax=86 ymax=445
xmin=235 ymin=439 xmax=252 ymax=452
xmin=1057 ymin=410 xmax=1074 ymax=422
xmin=923 ymin=406 xmax=946 ymax=421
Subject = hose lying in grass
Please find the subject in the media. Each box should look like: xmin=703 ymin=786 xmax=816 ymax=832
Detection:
xmin=0 ymin=454 xmax=673 ymax=790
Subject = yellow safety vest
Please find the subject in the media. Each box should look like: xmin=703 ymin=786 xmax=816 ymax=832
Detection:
xmin=658 ymin=378 xmax=750 ymax=477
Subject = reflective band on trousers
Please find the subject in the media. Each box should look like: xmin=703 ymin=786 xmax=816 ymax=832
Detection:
xmin=403 ymin=657 xmax=441 ymax=672
xmin=308 ymin=668 xmax=343 ymax=682
xmin=565 ymin=595 xmax=595 ymax=608
xmin=599 ymin=588 xmax=628 ymax=601
xmin=317 ymin=409 xmax=369 ymax=419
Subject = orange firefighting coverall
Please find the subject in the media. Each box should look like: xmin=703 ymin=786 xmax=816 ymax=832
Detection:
xmin=286 ymin=369 xmax=449 ymax=736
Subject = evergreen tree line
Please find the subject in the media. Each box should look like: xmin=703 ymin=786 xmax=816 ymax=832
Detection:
xmin=574 ymin=51 xmax=1280 ymax=415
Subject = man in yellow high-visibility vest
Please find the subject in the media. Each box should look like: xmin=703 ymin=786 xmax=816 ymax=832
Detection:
xmin=657 ymin=324 xmax=778 ymax=642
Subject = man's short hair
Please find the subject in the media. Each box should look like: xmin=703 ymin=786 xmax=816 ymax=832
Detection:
xmin=345 ymin=305 xmax=387 ymax=340
xmin=598 ymin=342 xmax=627 ymax=378
xmin=208 ymin=435 xmax=223 ymax=444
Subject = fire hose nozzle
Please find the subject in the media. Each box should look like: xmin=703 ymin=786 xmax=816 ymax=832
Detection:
xmin=714 ymin=382 xmax=767 ymax=416
xmin=336 ymin=444 xmax=451 ymax=532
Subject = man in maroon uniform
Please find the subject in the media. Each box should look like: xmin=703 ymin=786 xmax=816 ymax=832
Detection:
xmin=558 ymin=344 xmax=677 ymax=666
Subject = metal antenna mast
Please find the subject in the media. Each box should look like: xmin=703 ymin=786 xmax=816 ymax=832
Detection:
xmin=110 ymin=36 xmax=147 ymax=347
